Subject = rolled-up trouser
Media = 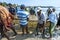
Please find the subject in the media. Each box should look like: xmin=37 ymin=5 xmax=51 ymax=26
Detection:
xmin=36 ymin=23 xmax=45 ymax=35
xmin=49 ymin=22 xmax=57 ymax=37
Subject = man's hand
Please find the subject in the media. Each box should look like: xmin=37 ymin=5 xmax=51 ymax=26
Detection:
xmin=27 ymin=18 xmax=29 ymax=21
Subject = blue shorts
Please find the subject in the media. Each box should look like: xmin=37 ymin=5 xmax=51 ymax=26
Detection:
xmin=20 ymin=24 xmax=28 ymax=28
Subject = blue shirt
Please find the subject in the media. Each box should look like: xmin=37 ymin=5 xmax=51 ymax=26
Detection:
xmin=17 ymin=10 xmax=29 ymax=25
xmin=49 ymin=12 xmax=57 ymax=24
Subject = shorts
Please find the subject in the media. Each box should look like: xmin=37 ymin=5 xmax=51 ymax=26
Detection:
xmin=20 ymin=24 xmax=28 ymax=28
xmin=37 ymin=23 xmax=44 ymax=28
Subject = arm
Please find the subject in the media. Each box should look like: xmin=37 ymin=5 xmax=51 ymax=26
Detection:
xmin=13 ymin=8 xmax=16 ymax=15
xmin=9 ymin=13 xmax=14 ymax=20
xmin=27 ymin=18 xmax=29 ymax=21
xmin=27 ymin=12 xmax=29 ymax=21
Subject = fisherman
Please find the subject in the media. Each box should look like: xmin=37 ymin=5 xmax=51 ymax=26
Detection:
xmin=17 ymin=4 xmax=29 ymax=35
xmin=35 ymin=8 xmax=45 ymax=38
xmin=48 ymin=8 xmax=57 ymax=38
xmin=8 ymin=3 xmax=17 ymax=36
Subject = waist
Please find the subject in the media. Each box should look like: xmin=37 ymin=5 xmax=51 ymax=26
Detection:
xmin=20 ymin=22 xmax=28 ymax=25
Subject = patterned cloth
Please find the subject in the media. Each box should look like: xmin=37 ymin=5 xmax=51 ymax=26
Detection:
xmin=0 ymin=5 xmax=14 ymax=28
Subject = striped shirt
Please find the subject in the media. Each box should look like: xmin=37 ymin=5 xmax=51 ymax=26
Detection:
xmin=17 ymin=10 xmax=29 ymax=25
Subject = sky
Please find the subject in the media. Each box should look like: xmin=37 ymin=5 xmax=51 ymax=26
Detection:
xmin=0 ymin=0 xmax=60 ymax=7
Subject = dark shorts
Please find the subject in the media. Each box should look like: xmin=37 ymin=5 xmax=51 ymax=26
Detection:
xmin=20 ymin=24 xmax=28 ymax=28
xmin=37 ymin=23 xmax=44 ymax=28
xmin=57 ymin=20 xmax=60 ymax=26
